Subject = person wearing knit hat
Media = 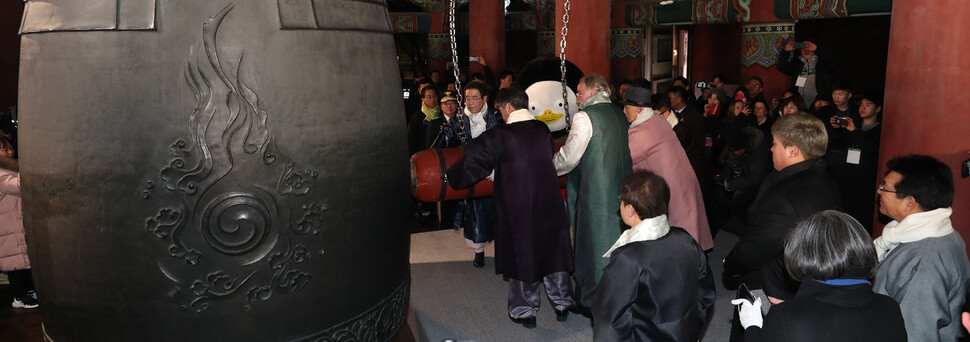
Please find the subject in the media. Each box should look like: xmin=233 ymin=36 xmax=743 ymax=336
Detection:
xmin=623 ymin=86 xmax=713 ymax=251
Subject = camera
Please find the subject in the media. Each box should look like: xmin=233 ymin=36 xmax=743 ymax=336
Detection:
xmin=792 ymin=42 xmax=806 ymax=49
xmin=695 ymin=81 xmax=709 ymax=89
xmin=834 ymin=116 xmax=849 ymax=127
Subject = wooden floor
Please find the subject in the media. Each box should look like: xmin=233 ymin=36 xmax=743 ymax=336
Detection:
xmin=0 ymin=283 xmax=44 ymax=342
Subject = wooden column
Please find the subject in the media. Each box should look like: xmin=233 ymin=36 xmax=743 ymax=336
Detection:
xmin=876 ymin=0 xmax=970 ymax=241
xmin=469 ymin=0 xmax=506 ymax=77
xmin=555 ymin=0 xmax=611 ymax=77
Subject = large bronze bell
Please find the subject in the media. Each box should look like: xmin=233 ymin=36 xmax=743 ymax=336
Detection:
xmin=18 ymin=1 xmax=410 ymax=340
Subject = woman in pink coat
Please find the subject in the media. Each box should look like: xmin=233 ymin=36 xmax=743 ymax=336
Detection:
xmin=0 ymin=136 xmax=37 ymax=308
xmin=622 ymin=87 xmax=714 ymax=250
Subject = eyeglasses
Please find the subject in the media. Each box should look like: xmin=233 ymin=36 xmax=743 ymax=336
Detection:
xmin=877 ymin=182 xmax=898 ymax=194
xmin=466 ymin=96 xmax=482 ymax=101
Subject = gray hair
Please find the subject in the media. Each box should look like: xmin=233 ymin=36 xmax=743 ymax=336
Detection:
xmin=579 ymin=73 xmax=612 ymax=98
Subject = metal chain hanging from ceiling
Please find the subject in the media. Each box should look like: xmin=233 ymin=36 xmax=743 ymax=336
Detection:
xmin=559 ymin=0 xmax=571 ymax=131
xmin=448 ymin=0 xmax=467 ymax=144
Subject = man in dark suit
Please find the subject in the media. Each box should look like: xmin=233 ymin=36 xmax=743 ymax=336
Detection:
xmin=668 ymin=86 xmax=708 ymax=184
xmin=724 ymin=113 xmax=841 ymax=301
xmin=447 ymin=88 xmax=575 ymax=328
xmin=438 ymin=81 xmax=504 ymax=267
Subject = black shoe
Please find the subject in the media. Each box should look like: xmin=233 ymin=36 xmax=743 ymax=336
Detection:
xmin=570 ymin=305 xmax=593 ymax=319
xmin=509 ymin=315 xmax=536 ymax=328
xmin=555 ymin=308 xmax=569 ymax=322
xmin=473 ymin=252 xmax=485 ymax=268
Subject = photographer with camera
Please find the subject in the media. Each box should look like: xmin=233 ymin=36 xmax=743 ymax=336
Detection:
xmin=712 ymin=126 xmax=771 ymax=232
xmin=816 ymin=82 xmax=860 ymax=174
xmin=778 ymin=40 xmax=836 ymax=108
xmin=832 ymin=94 xmax=883 ymax=234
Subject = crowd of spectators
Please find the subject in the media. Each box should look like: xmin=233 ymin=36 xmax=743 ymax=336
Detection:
xmin=403 ymin=44 xmax=967 ymax=341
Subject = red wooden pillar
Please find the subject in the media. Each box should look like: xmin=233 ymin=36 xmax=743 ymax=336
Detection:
xmin=555 ymin=0 xmax=611 ymax=77
xmin=469 ymin=0 xmax=506 ymax=76
xmin=876 ymin=0 xmax=970 ymax=242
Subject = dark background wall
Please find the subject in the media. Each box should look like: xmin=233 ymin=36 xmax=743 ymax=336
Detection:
xmin=0 ymin=2 xmax=24 ymax=112
xmin=794 ymin=15 xmax=892 ymax=99
xmin=690 ymin=23 xmax=743 ymax=86
xmin=688 ymin=15 xmax=891 ymax=102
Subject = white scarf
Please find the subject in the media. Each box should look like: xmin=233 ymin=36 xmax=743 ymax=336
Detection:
xmin=506 ymin=109 xmax=533 ymax=124
xmin=629 ymin=107 xmax=654 ymax=128
xmin=603 ymin=215 xmax=670 ymax=257
xmin=464 ymin=104 xmax=489 ymax=138
xmin=874 ymin=207 xmax=954 ymax=261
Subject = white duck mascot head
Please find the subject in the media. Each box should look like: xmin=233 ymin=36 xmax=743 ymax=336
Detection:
xmin=516 ymin=57 xmax=584 ymax=137
xmin=525 ymin=81 xmax=577 ymax=132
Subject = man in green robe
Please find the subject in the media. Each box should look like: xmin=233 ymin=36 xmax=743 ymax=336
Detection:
xmin=553 ymin=73 xmax=633 ymax=310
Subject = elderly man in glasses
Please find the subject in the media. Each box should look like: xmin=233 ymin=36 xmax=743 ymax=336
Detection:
xmin=873 ymin=155 xmax=970 ymax=342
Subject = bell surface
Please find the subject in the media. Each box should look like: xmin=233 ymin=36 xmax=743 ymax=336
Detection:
xmin=18 ymin=1 xmax=410 ymax=340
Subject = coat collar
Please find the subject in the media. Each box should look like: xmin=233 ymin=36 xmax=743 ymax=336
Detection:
xmin=795 ymin=278 xmax=877 ymax=307
xmin=603 ymin=215 xmax=670 ymax=257
xmin=776 ymin=157 xmax=825 ymax=179
xmin=581 ymin=91 xmax=612 ymax=109
xmin=506 ymin=109 xmax=534 ymax=124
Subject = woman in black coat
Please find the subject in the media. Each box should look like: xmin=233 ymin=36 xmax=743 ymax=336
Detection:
xmin=735 ymin=210 xmax=907 ymax=342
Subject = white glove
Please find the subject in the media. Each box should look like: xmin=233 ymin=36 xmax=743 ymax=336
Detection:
xmin=731 ymin=298 xmax=764 ymax=329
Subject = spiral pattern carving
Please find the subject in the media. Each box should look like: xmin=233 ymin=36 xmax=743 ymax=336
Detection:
xmin=201 ymin=192 xmax=273 ymax=255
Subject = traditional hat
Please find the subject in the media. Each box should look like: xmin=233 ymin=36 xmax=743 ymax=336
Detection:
xmin=623 ymin=87 xmax=652 ymax=107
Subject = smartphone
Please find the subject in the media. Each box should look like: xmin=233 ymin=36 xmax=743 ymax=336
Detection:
xmin=469 ymin=56 xmax=480 ymax=62
xmin=738 ymin=283 xmax=772 ymax=314
xmin=792 ymin=42 xmax=807 ymax=49
xmin=695 ymin=81 xmax=709 ymax=89
xmin=738 ymin=283 xmax=756 ymax=303
xmin=750 ymin=288 xmax=771 ymax=314
xmin=707 ymin=103 xmax=721 ymax=116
